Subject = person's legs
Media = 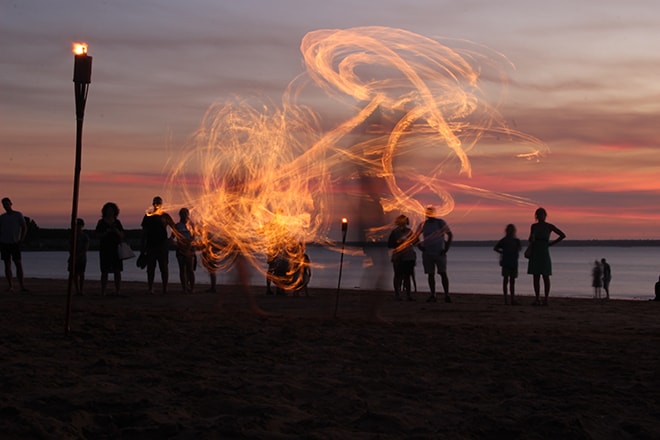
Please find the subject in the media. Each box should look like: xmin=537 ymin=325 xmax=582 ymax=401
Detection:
xmin=158 ymin=252 xmax=169 ymax=294
xmin=146 ymin=259 xmax=156 ymax=293
xmin=427 ymin=273 xmax=436 ymax=300
xmin=502 ymin=274 xmax=509 ymax=303
xmin=542 ymin=274 xmax=551 ymax=304
xmin=79 ymin=271 xmax=85 ymax=296
xmin=14 ymin=257 xmax=25 ymax=291
xmin=510 ymin=276 xmax=516 ymax=304
xmin=440 ymin=271 xmax=450 ymax=302
xmin=3 ymin=259 xmax=13 ymax=291
xmin=393 ymin=263 xmax=402 ymax=299
xmin=113 ymin=271 xmax=121 ymax=295
xmin=186 ymin=257 xmax=195 ymax=293
xmin=100 ymin=271 xmax=108 ymax=296
xmin=177 ymin=254 xmax=187 ymax=292
xmin=533 ymin=274 xmax=541 ymax=303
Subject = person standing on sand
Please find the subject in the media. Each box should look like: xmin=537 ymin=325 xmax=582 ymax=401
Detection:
xmin=141 ymin=196 xmax=175 ymax=295
xmin=652 ymin=275 xmax=660 ymax=301
xmin=601 ymin=258 xmax=611 ymax=299
xmin=493 ymin=224 xmax=521 ymax=305
xmin=592 ymin=260 xmax=603 ymax=299
xmin=527 ymin=207 xmax=566 ymax=306
xmin=172 ymin=207 xmax=196 ymax=294
xmin=417 ymin=205 xmax=453 ymax=303
xmin=0 ymin=197 xmax=28 ymax=292
xmin=96 ymin=202 xmax=125 ymax=296
xmin=388 ymin=214 xmax=416 ymax=301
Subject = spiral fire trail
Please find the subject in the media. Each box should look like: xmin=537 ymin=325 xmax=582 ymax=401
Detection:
xmin=168 ymin=26 xmax=546 ymax=290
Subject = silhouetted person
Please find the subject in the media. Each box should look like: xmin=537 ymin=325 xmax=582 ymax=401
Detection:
xmin=172 ymin=207 xmax=196 ymax=294
xmin=0 ymin=197 xmax=28 ymax=292
xmin=417 ymin=205 xmax=453 ymax=303
xmin=68 ymin=218 xmax=89 ymax=296
xmin=494 ymin=224 xmax=521 ymax=305
xmin=653 ymin=276 xmax=660 ymax=302
xmin=527 ymin=207 xmax=566 ymax=306
xmin=141 ymin=196 xmax=175 ymax=294
xmin=601 ymin=258 xmax=611 ymax=299
xmin=96 ymin=202 xmax=125 ymax=296
xmin=592 ymin=260 xmax=603 ymax=299
xmin=388 ymin=214 xmax=416 ymax=301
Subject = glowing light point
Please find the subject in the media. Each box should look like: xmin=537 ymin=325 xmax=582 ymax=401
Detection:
xmin=72 ymin=43 xmax=88 ymax=55
xmin=341 ymin=217 xmax=348 ymax=232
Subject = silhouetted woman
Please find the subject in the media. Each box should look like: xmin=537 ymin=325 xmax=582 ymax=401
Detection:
xmin=96 ymin=202 xmax=124 ymax=296
xmin=527 ymin=207 xmax=565 ymax=305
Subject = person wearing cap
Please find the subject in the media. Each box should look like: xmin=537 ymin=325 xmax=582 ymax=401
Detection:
xmin=417 ymin=205 xmax=453 ymax=303
xmin=141 ymin=196 xmax=175 ymax=294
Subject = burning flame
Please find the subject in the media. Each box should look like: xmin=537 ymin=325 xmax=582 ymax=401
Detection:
xmin=72 ymin=43 xmax=88 ymax=55
xmin=168 ymin=26 xmax=545 ymax=290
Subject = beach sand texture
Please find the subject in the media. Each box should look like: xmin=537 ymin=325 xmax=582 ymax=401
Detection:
xmin=1 ymin=278 xmax=659 ymax=439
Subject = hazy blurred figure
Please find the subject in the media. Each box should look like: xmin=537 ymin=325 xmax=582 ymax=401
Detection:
xmin=527 ymin=207 xmax=566 ymax=306
xmin=601 ymin=258 xmax=611 ymax=299
xmin=141 ymin=196 xmax=175 ymax=294
xmin=493 ymin=224 xmax=521 ymax=305
xmin=68 ymin=218 xmax=89 ymax=296
xmin=96 ymin=202 xmax=124 ymax=296
xmin=0 ymin=197 xmax=28 ymax=292
xmin=417 ymin=205 xmax=453 ymax=303
xmin=356 ymin=174 xmax=389 ymax=321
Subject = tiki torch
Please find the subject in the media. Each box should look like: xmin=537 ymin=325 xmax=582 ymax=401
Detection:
xmin=334 ymin=218 xmax=348 ymax=318
xmin=66 ymin=43 xmax=92 ymax=335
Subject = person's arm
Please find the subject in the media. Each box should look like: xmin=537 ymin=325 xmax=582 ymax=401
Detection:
xmin=140 ymin=217 xmax=147 ymax=252
xmin=115 ymin=219 xmax=125 ymax=241
xmin=550 ymin=224 xmax=566 ymax=246
xmin=444 ymin=228 xmax=453 ymax=253
xmin=387 ymin=230 xmax=398 ymax=249
xmin=20 ymin=216 xmax=28 ymax=242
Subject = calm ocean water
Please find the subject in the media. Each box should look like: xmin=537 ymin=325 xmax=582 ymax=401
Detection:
xmin=20 ymin=246 xmax=660 ymax=300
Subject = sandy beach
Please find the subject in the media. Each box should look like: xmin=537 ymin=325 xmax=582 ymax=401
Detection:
xmin=1 ymin=278 xmax=659 ymax=439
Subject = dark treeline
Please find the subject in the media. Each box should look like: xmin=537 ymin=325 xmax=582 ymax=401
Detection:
xmin=22 ymin=228 xmax=660 ymax=252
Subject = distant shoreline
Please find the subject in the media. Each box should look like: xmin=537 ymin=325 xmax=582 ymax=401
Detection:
xmin=22 ymin=228 xmax=660 ymax=251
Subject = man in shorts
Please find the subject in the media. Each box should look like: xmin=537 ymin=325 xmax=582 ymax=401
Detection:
xmin=418 ymin=205 xmax=453 ymax=303
xmin=0 ymin=197 xmax=28 ymax=292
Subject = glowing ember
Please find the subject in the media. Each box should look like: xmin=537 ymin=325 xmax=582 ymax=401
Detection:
xmin=168 ymin=26 xmax=545 ymax=288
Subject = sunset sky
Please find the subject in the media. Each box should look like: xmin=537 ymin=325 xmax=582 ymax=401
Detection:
xmin=2 ymin=0 xmax=659 ymax=240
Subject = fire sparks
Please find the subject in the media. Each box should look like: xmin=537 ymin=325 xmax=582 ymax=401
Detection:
xmin=168 ymin=26 xmax=545 ymax=289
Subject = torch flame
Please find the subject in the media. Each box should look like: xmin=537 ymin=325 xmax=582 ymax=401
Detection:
xmin=72 ymin=43 xmax=88 ymax=55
